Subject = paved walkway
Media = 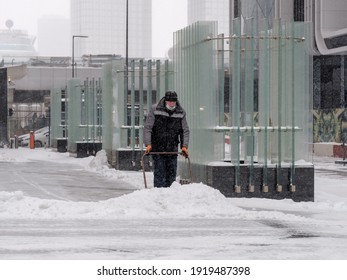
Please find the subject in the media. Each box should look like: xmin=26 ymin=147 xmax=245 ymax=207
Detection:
xmin=0 ymin=157 xmax=137 ymax=201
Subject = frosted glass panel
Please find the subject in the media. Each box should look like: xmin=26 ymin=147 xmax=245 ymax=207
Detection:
xmin=50 ymin=88 xmax=67 ymax=145
xmin=101 ymin=59 xmax=173 ymax=163
xmin=230 ymin=18 xmax=242 ymax=186
xmin=258 ymin=19 xmax=271 ymax=184
xmin=67 ymin=78 xmax=82 ymax=153
xmin=243 ymin=18 xmax=255 ymax=185
xmin=174 ymin=21 xmax=223 ymax=180
xmin=67 ymin=77 xmax=102 ymax=153
xmin=171 ymin=18 xmax=313 ymax=187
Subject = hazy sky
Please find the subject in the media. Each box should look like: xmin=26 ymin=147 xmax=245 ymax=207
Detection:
xmin=0 ymin=0 xmax=187 ymax=57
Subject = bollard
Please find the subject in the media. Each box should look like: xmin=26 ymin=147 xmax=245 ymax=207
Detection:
xmin=10 ymin=138 xmax=15 ymax=148
xmin=14 ymin=135 xmax=18 ymax=149
xmin=29 ymin=131 xmax=35 ymax=149
xmin=234 ymin=185 xmax=241 ymax=193
xmin=335 ymin=141 xmax=346 ymax=166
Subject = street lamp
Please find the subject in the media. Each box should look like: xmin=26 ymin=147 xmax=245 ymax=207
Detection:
xmin=126 ymin=0 xmax=128 ymax=71
xmin=72 ymin=35 xmax=88 ymax=78
xmin=125 ymin=0 xmax=129 ymax=124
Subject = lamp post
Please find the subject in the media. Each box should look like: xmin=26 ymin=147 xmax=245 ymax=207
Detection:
xmin=125 ymin=0 xmax=129 ymax=94
xmin=72 ymin=35 xmax=88 ymax=78
xmin=124 ymin=0 xmax=129 ymax=127
xmin=126 ymin=0 xmax=128 ymax=71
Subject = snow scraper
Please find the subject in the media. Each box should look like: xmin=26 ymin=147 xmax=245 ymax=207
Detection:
xmin=141 ymin=152 xmax=193 ymax=189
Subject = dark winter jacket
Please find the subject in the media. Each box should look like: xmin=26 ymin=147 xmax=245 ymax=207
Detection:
xmin=143 ymin=97 xmax=189 ymax=153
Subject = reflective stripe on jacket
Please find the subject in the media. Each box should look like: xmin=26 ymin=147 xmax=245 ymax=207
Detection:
xmin=143 ymin=97 xmax=189 ymax=153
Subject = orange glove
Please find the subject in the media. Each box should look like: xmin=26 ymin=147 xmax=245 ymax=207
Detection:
xmin=181 ymin=146 xmax=188 ymax=158
xmin=145 ymin=144 xmax=152 ymax=154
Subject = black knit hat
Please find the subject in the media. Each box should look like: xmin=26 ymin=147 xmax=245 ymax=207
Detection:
xmin=165 ymin=91 xmax=178 ymax=101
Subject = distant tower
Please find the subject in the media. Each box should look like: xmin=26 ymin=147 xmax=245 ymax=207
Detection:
xmin=71 ymin=0 xmax=152 ymax=58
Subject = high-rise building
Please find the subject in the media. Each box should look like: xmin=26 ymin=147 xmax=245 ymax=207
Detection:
xmin=187 ymin=0 xmax=229 ymax=36
xmin=71 ymin=0 xmax=152 ymax=58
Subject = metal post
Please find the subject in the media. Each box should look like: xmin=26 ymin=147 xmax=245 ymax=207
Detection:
xmin=126 ymin=0 xmax=129 ymax=70
xmin=72 ymin=35 xmax=88 ymax=78
xmin=72 ymin=37 xmax=74 ymax=78
xmin=124 ymin=0 xmax=129 ymax=137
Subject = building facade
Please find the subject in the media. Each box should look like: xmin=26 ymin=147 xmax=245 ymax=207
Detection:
xmin=71 ymin=0 xmax=152 ymax=58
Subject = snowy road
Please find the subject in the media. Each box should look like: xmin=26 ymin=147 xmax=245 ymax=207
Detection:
xmin=1 ymin=148 xmax=347 ymax=260
xmin=1 ymin=217 xmax=347 ymax=260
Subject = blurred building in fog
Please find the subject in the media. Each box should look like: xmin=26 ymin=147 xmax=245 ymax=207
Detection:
xmin=71 ymin=0 xmax=152 ymax=58
xmin=0 ymin=19 xmax=37 ymax=65
xmin=188 ymin=0 xmax=229 ymax=36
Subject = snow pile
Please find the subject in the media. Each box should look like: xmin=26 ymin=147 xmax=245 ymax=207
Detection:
xmin=84 ymin=150 xmax=347 ymax=215
xmin=1 ymin=148 xmax=346 ymax=222
xmin=0 ymin=182 xmax=309 ymax=221
xmin=86 ymin=149 xmax=110 ymax=171
xmin=85 ymin=150 xmax=149 ymax=189
xmin=86 ymin=150 xmax=130 ymax=180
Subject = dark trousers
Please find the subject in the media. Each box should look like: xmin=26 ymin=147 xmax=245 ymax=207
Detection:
xmin=152 ymin=155 xmax=178 ymax=188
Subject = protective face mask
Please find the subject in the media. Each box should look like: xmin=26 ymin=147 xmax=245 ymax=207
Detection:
xmin=166 ymin=104 xmax=176 ymax=111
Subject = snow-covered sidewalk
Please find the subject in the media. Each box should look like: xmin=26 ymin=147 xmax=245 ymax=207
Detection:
xmin=0 ymin=148 xmax=347 ymax=260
